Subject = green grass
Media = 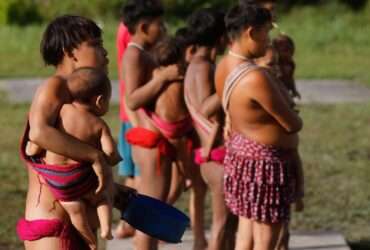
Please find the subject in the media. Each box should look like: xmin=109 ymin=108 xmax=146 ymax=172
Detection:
xmin=1 ymin=2 xmax=370 ymax=85
xmin=1 ymin=93 xmax=369 ymax=249
xmin=278 ymin=3 xmax=370 ymax=84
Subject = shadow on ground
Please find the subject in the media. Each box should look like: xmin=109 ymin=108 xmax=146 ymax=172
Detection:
xmin=349 ymin=239 xmax=370 ymax=250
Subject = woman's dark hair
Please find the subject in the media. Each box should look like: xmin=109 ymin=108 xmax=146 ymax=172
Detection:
xmin=152 ymin=36 xmax=187 ymax=75
xmin=40 ymin=15 xmax=102 ymax=66
xmin=121 ymin=0 xmax=164 ymax=34
xmin=187 ymin=8 xmax=226 ymax=47
xmin=239 ymin=0 xmax=277 ymax=5
xmin=225 ymin=3 xmax=271 ymax=40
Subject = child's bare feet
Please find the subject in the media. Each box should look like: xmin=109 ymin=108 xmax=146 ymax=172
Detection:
xmin=101 ymin=229 xmax=113 ymax=240
xmin=89 ymin=243 xmax=98 ymax=250
xmin=114 ymin=220 xmax=136 ymax=239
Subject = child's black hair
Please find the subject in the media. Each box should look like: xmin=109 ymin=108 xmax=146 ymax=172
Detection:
xmin=121 ymin=0 xmax=164 ymax=34
xmin=225 ymin=3 xmax=271 ymax=41
xmin=187 ymin=8 xmax=226 ymax=48
xmin=68 ymin=67 xmax=111 ymax=104
xmin=239 ymin=0 xmax=277 ymax=6
xmin=273 ymin=34 xmax=295 ymax=55
xmin=152 ymin=36 xmax=187 ymax=76
xmin=40 ymin=15 xmax=102 ymax=66
xmin=175 ymin=27 xmax=195 ymax=51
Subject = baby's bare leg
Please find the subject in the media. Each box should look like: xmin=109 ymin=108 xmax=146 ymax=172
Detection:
xmin=60 ymin=200 xmax=97 ymax=250
xmin=94 ymin=193 xmax=113 ymax=240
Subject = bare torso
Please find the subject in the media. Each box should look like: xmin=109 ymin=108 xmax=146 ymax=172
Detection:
xmin=44 ymin=104 xmax=103 ymax=165
xmin=185 ymin=58 xmax=223 ymax=147
xmin=154 ymin=79 xmax=188 ymax=122
xmin=215 ymin=57 xmax=298 ymax=149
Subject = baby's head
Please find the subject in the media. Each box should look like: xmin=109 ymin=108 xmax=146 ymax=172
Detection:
xmin=152 ymin=36 xmax=187 ymax=76
xmin=255 ymin=46 xmax=280 ymax=76
xmin=273 ymin=34 xmax=295 ymax=61
xmin=68 ymin=67 xmax=111 ymax=116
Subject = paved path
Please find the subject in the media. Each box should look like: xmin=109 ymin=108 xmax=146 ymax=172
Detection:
xmin=1 ymin=78 xmax=369 ymax=104
xmin=106 ymin=230 xmax=350 ymax=250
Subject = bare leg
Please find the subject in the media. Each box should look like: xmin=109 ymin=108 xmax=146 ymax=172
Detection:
xmin=133 ymin=145 xmax=172 ymax=250
xmin=167 ymin=161 xmax=185 ymax=204
xmin=115 ymin=177 xmax=136 ymax=238
xmin=25 ymin=237 xmax=62 ymax=250
xmin=253 ymin=220 xmax=283 ymax=250
xmin=189 ymin=165 xmax=208 ymax=250
xmin=96 ymin=196 xmax=113 ymax=240
xmin=201 ymin=161 xmax=236 ymax=250
xmin=235 ymin=217 xmax=253 ymax=250
xmin=275 ymin=223 xmax=289 ymax=250
xmin=60 ymin=200 xmax=97 ymax=250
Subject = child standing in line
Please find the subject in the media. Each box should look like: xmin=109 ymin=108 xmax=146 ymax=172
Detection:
xmin=114 ymin=8 xmax=139 ymax=240
xmin=120 ymin=1 xmax=183 ymax=249
xmin=185 ymin=8 xmax=237 ymax=250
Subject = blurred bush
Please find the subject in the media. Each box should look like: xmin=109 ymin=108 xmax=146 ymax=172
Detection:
xmin=0 ymin=0 xmax=367 ymax=26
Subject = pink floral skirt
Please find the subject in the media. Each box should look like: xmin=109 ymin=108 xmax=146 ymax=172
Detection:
xmin=223 ymin=133 xmax=297 ymax=223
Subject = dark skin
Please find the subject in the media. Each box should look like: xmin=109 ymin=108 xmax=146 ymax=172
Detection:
xmin=122 ymin=17 xmax=184 ymax=250
xmin=24 ymin=38 xmax=135 ymax=250
xmin=185 ymin=43 xmax=236 ymax=250
xmin=215 ymin=23 xmax=302 ymax=250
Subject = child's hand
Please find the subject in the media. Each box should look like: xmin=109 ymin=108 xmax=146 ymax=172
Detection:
xmin=162 ymin=64 xmax=183 ymax=82
xmin=25 ymin=141 xmax=42 ymax=156
xmin=295 ymin=199 xmax=304 ymax=212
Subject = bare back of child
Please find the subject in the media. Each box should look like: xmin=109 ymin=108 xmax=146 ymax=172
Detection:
xmin=184 ymin=8 xmax=237 ymax=250
xmin=43 ymin=68 xmax=119 ymax=249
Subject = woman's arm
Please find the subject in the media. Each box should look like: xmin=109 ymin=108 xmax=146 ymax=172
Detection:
xmin=246 ymin=70 xmax=303 ymax=133
xmin=28 ymin=77 xmax=110 ymax=193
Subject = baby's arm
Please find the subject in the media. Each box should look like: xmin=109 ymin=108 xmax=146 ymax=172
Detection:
xmin=28 ymin=76 xmax=109 ymax=193
xmin=100 ymin=122 xmax=122 ymax=166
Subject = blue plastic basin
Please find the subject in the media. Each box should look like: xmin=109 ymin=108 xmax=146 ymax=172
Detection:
xmin=121 ymin=194 xmax=190 ymax=243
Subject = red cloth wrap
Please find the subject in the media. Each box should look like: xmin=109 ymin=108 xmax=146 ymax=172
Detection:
xmin=17 ymin=218 xmax=89 ymax=250
xmin=125 ymin=127 xmax=176 ymax=175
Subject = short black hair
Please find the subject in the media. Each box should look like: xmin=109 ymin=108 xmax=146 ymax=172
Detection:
xmin=239 ymin=0 xmax=277 ymax=5
xmin=273 ymin=34 xmax=295 ymax=55
xmin=225 ymin=3 xmax=271 ymax=40
xmin=68 ymin=67 xmax=111 ymax=104
xmin=152 ymin=36 xmax=187 ymax=75
xmin=187 ymin=8 xmax=226 ymax=47
xmin=40 ymin=15 xmax=102 ymax=66
xmin=175 ymin=27 xmax=195 ymax=50
xmin=121 ymin=0 xmax=164 ymax=34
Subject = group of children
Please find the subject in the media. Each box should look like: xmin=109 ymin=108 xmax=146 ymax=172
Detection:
xmin=17 ymin=0 xmax=304 ymax=250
